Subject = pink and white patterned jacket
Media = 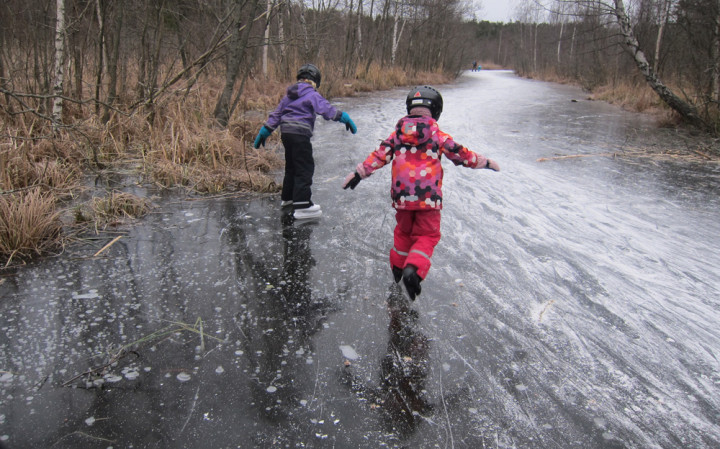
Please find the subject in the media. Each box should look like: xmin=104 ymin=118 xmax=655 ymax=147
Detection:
xmin=356 ymin=114 xmax=489 ymax=210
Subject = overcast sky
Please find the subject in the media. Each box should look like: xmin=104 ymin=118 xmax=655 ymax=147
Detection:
xmin=478 ymin=0 xmax=516 ymax=22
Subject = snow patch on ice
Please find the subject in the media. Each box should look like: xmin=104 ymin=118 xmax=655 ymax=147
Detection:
xmin=339 ymin=345 xmax=359 ymax=360
xmin=72 ymin=290 xmax=100 ymax=300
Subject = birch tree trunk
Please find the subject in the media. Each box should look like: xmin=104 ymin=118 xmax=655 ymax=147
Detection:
xmin=557 ymin=20 xmax=564 ymax=64
xmin=262 ymin=0 xmax=270 ymax=77
xmin=391 ymin=3 xmax=405 ymax=65
xmin=278 ymin=0 xmax=285 ymax=58
xmin=653 ymin=0 xmax=671 ymax=74
xmin=613 ymin=0 xmax=707 ymax=130
xmin=52 ymin=0 xmax=66 ymax=131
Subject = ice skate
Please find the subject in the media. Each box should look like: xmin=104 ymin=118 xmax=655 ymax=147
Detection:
xmin=400 ymin=266 xmax=422 ymax=301
xmin=293 ymin=204 xmax=322 ymax=220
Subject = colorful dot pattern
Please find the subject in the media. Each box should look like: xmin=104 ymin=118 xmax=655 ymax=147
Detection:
xmin=360 ymin=116 xmax=485 ymax=210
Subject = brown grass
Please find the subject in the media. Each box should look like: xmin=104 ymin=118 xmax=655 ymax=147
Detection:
xmin=477 ymin=61 xmax=506 ymax=71
xmin=592 ymin=81 xmax=667 ymax=114
xmin=0 ymin=188 xmax=63 ymax=266
xmin=90 ymin=191 xmax=151 ymax=224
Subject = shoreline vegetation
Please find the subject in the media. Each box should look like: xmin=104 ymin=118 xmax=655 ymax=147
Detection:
xmin=0 ymin=65 xmax=451 ymax=268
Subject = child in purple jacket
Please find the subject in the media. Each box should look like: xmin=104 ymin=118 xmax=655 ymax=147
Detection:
xmin=254 ymin=64 xmax=357 ymax=220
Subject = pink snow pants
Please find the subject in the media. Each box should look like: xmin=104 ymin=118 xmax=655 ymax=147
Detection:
xmin=389 ymin=209 xmax=442 ymax=280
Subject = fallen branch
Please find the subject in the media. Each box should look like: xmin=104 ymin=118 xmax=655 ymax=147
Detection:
xmin=537 ymin=152 xmax=616 ymax=162
xmin=93 ymin=235 xmax=123 ymax=257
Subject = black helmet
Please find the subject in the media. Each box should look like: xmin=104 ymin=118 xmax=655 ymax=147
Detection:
xmin=406 ymin=85 xmax=443 ymax=120
xmin=297 ymin=63 xmax=322 ymax=88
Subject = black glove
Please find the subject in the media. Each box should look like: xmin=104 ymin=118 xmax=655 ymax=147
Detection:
xmin=343 ymin=172 xmax=362 ymax=190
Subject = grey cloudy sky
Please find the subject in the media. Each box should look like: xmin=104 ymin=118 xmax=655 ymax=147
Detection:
xmin=478 ymin=0 xmax=516 ymax=22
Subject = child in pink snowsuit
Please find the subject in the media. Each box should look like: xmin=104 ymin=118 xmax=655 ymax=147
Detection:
xmin=343 ymin=85 xmax=500 ymax=300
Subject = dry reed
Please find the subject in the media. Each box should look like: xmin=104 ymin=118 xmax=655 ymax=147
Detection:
xmin=0 ymin=188 xmax=63 ymax=266
xmin=90 ymin=191 xmax=151 ymax=224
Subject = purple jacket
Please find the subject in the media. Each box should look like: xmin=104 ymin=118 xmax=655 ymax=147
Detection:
xmin=265 ymin=82 xmax=342 ymax=137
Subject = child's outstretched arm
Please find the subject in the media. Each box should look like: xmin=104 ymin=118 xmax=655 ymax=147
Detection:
xmin=438 ymin=130 xmax=500 ymax=171
xmin=343 ymin=132 xmax=398 ymax=189
xmin=311 ymin=93 xmax=357 ymax=134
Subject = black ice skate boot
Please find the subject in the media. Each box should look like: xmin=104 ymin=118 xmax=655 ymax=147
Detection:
xmin=401 ymin=266 xmax=422 ymax=301
xmin=392 ymin=266 xmax=403 ymax=283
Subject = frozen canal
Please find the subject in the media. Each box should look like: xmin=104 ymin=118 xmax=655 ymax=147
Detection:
xmin=1 ymin=70 xmax=720 ymax=448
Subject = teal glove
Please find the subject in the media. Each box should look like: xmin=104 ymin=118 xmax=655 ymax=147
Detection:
xmin=339 ymin=112 xmax=357 ymax=134
xmin=253 ymin=126 xmax=272 ymax=148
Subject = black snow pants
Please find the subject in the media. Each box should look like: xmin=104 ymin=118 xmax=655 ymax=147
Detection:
xmin=280 ymin=133 xmax=315 ymax=210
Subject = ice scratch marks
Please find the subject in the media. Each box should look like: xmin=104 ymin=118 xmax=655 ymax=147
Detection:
xmin=179 ymin=384 xmax=201 ymax=434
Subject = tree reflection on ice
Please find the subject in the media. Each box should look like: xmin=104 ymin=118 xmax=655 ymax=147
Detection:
xmin=379 ymin=292 xmax=433 ymax=438
xmin=225 ymin=210 xmax=334 ymax=425
xmin=341 ymin=289 xmax=432 ymax=441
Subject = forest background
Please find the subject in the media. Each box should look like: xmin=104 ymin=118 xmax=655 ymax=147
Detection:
xmin=0 ymin=0 xmax=718 ymax=266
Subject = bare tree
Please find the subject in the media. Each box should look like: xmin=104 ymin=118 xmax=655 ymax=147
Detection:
xmin=52 ymin=0 xmax=67 ymax=130
xmin=214 ymin=0 xmax=264 ymax=127
xmin=612 ymin=0 xmax=707 ymax=128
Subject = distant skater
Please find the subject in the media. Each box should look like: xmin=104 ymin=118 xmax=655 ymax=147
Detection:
xmin=342 ymin=86 xmax=500 ymax=300
xmin=254 ymin=63 xmax=357 ymax=220
xmin=472 ymin=61 xmax=478 ymax=71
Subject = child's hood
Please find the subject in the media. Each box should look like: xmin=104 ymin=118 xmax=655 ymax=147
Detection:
xmin=397 ymin=115 xmax=436 ymax=146
xmin=286 ymin=82 xmax=315 ymax=100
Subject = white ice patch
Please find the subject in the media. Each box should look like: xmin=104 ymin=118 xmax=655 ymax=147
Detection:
xmin=72 ymin=290 xmax=100 ymax=300
xmin=266 ymin=386 xmax=277 ymax=393
xmin=85 ymin=416 xmax=96 ymax=426
xmin=0 ymin=373 xmax=13 ymax=382
xmin=339 ymin=345 xmax=359 ymax=360
xmin=121 ymin=366 xmax=139 ymax=380
xmin=104 ymin=374 xmax=122 ymax=383
xmin=215 ymin=366 xmax=225 ymax=374
xmin=177 ymin=372 xmax=192 ymax=382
